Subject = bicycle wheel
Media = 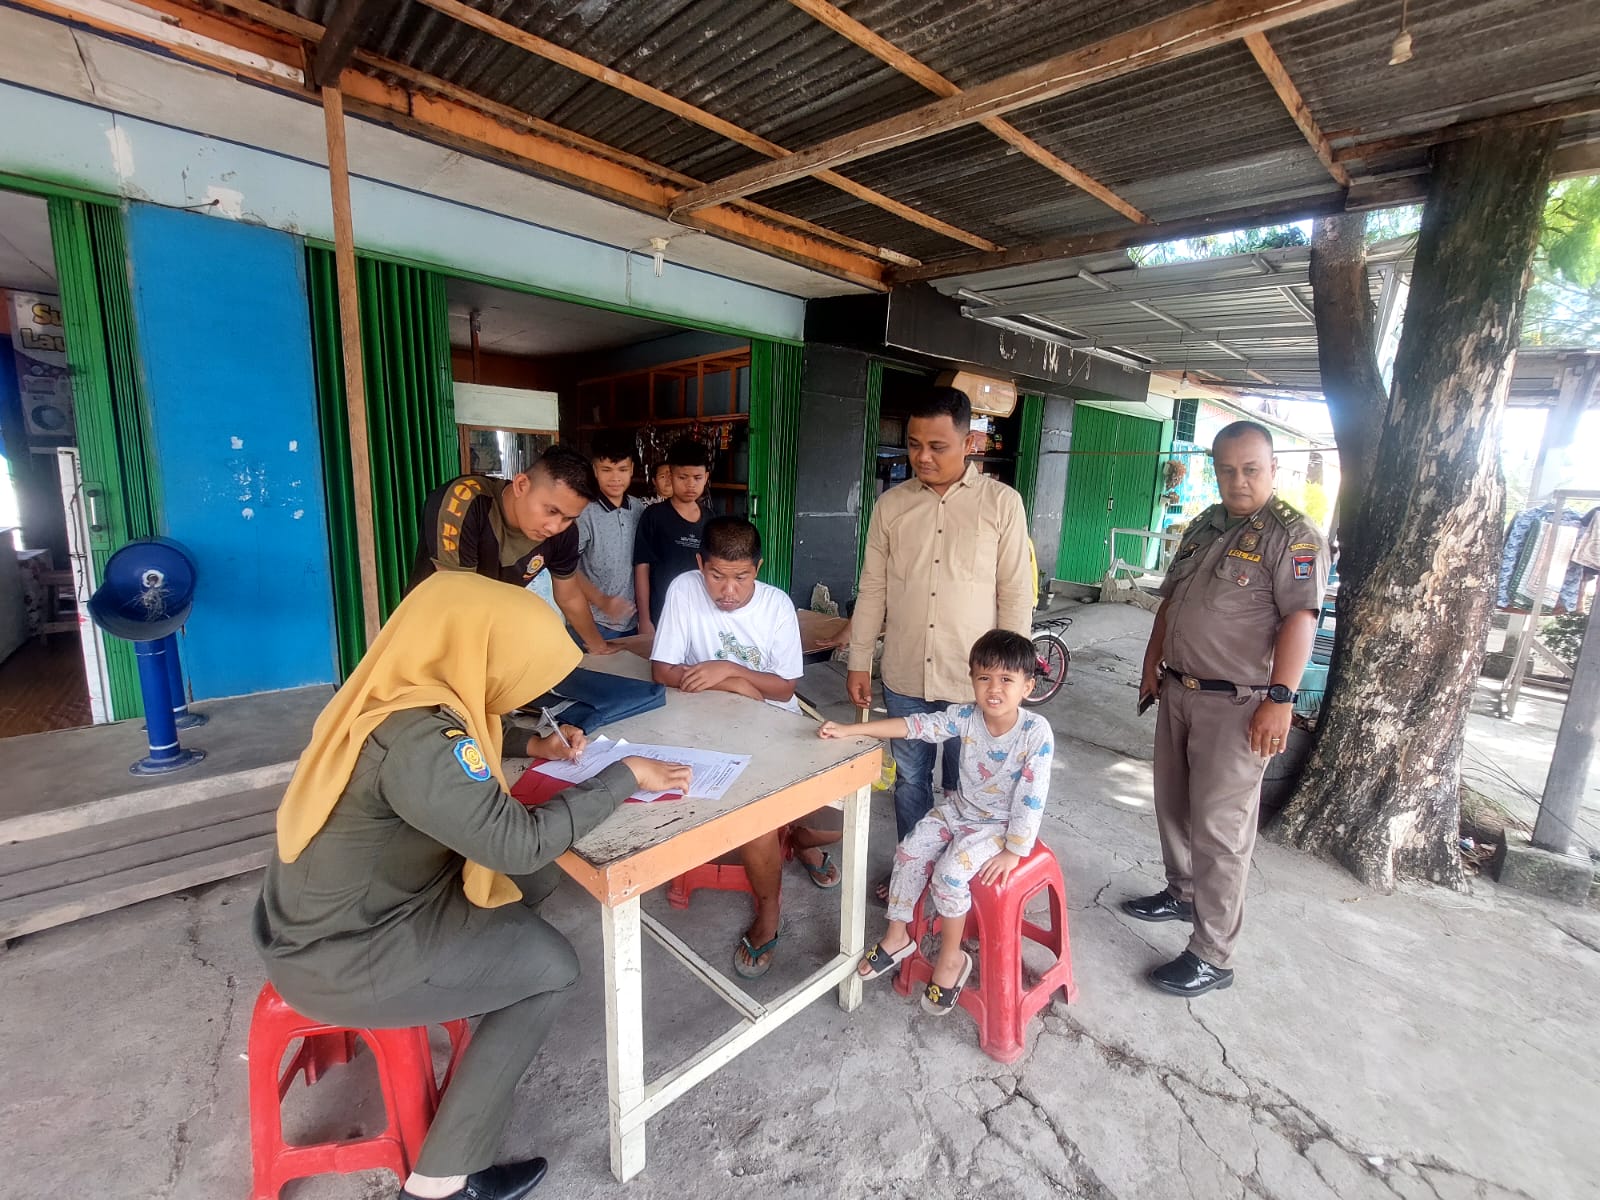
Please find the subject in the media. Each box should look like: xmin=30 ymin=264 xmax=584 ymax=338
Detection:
xmin=1024 ymin=632 xmax=1070 ymax=705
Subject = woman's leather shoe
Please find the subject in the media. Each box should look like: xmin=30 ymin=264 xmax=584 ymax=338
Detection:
xmin=399 ymin=1157 xmax=548 ymax=1200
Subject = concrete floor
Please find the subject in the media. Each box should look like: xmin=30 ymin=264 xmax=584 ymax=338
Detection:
xmin=2 ymin=603 xmax=1597 ymax=1200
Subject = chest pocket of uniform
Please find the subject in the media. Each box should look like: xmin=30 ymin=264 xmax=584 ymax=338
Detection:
xmin=1205 ymin=554 xmax=1272 ymax=615
xmin=953 ymin=525 xmax=1000 ymax=581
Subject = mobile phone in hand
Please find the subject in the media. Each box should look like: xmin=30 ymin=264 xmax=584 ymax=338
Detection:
xmin=1138 ymin=692 xmax=1156 ymax=716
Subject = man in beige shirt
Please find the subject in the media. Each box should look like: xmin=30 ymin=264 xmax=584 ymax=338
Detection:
xmin=848 ymin=387 xmax=1035 ymax=897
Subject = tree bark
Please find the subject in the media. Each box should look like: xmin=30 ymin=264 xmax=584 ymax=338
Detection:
xmin=1308 ymin=213 xmax=1387 ymax=601
xmin=1272 ymin=126 xmax=1559 ymax=891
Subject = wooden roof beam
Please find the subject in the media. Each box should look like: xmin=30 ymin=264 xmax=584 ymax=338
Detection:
xmin=25 ymin=0 xmax=890 ymax=288
xmin=1333 ymin=95 xmax=1600 ymax=163
xmin=1242 ymin=31 xmax=1349 ymax=186
xmin=674 ymin=0 xmax=1362 ymax=214
xmin=310 ymin=0 xmax=400 ymax=88
xmin=410 ymin=0 xmax=1000 ymax=251
xmin=786 ymin=0 xmax=1149 ymax=225
xmin=203 ymin=0 xmax=914 ymax=267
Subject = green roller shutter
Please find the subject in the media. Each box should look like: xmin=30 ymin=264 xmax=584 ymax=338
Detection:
xmin=856 ymin=357 xmax=885 ymax=575
xmin=49 ymin=197 xmax=160 ymax=719
xmin=748 ymin=339 xmax=802 ymax=593
xmin=1055 ymin=405 xmax=1164 ymax=585
xmin=306 ymin=250 xmax=459 ymax=674
xmin=1013 ymin=392 xmax=1045 ymax=522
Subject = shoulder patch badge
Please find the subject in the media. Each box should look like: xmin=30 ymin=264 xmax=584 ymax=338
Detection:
xmin=453 ymin=737 xmax=493 ymax=782
xmin=1292 ymin=554 xmax=1316 ymax=581
xmin=1290 ymin=541 xmax=1319 ymax=553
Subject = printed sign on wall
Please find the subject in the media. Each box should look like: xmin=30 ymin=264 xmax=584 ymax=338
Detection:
xmin=7 ymin=291 xmax=75 ymax=439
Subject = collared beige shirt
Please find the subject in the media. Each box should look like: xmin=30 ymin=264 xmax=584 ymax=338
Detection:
xmin=849 ymin=464 xmax=1034 ymax=703
xmin=1158 ymin=496 xmax=1329 ymax=684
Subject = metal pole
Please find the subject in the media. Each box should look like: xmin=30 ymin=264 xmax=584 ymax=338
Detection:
xmin=1532 ymin=600 xmax=1600 ymax=854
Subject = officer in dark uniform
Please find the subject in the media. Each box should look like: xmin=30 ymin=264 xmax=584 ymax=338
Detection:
xmin=254 ymin=572 xmax=689 ymax=1200
xmin=1124 ymin=421 xmax=1328 ymax=996
xmin=408 ymin=444 xmax=617 ymax=655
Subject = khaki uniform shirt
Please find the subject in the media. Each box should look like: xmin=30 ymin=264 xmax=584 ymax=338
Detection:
xmin=849 ymin=464 xmax=1033 ymax=703
xmin=1158 ymin=497 xmax=1330 ymax=684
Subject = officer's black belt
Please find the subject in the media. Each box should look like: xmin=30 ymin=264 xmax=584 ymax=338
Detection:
xmin=1174 ymin=673 xmax=1267 ymax=694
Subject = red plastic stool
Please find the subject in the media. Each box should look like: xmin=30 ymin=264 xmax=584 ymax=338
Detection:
xmin=667 ymin=826 xmax=795 ymax=909
xmin=247 ymin=983 xmax=472 ymax=1200
xmin=894 ymin=841 xmax=1078 ymax=1064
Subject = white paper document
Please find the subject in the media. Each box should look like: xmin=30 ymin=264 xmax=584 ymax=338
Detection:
xmin=530 ymin=736 xmax=751 ymax=804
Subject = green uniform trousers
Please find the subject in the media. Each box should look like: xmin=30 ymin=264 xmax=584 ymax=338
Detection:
xmin=268 ymin=865 xmax=574 ymax=1176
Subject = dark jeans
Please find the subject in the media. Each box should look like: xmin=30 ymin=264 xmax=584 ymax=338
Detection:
xmin=883 ymin=684 xmax=961 ymax=841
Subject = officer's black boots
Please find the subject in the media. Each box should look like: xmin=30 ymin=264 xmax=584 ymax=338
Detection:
xmin=1120 ymin=889 xmax=1194 ymax=923
xmin=1149 ymin=951 xmax=1234 ymax=996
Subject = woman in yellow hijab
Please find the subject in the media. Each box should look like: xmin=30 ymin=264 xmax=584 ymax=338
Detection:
xmin=253 ymin=571 xmax=689 ymax=1200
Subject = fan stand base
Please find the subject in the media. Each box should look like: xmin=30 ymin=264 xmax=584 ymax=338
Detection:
xmin=130 ymin=748 xmax=208 ymax=776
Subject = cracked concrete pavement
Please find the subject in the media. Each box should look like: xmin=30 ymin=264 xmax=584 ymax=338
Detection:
xmin=2 ymin=601 xmax=1597 ymax=1199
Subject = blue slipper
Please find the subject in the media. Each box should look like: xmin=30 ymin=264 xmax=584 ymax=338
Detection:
xmin=801 ymin=850 xmax=841 ymax=889
xmin=733 ymin=933 xmax=779 ymax=979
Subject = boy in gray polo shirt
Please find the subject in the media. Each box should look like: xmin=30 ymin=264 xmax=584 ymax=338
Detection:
xmin=574 ymin=431 xmax=646 ymax=639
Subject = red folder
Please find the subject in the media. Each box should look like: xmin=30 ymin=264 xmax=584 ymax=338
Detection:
xmin=511 ymin=761 xmax=684 ymax=806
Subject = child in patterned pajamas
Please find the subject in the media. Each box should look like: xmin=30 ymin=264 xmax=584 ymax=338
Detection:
xmin=819 ymin=629 xmax=1054 ymax=1015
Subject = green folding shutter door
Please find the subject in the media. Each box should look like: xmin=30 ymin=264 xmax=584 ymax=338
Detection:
xmin=49 ymin=197 xmax=160 ymax=719
xmin=306 ymin=250 xmax=459 ymax=674
xmin=1055 ymin=406 xmax=1163 ymax=585
xmin=1013 ymin=393 xmax=1045 ymax=522
xmin=856 ymin=358 xmax=885 ymax=576
xmin=747 ymin=340 xmax=802 ymax=593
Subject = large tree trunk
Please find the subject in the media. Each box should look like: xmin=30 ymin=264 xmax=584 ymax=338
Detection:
xmin=1272 ymin=127 xmax=1558 ymax=891
xmin=1308 ymin=213 xmax=1387 ymax=602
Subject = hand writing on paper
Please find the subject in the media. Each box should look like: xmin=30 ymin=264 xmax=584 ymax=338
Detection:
xmin=527 ymin=724 xmax=587 ymax=762
xmin=623 ymin=757 xmax=693 ymax=794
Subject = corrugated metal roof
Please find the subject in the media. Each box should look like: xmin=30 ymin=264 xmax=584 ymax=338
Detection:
xmin=941 ymin=242 xmax=1413 ymax=392
xmin=250 ymin=0 xmax=1600 ymax=270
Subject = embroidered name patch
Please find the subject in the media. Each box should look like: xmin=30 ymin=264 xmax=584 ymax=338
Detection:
xmin=1292 ymin=555 xmax=1316 ymax=580
xmin=1290 ymin=542 xmax=1319 ymax=552
xmin=440 ymin=726 xmax=468 ymax=741
xmin=453 ymin=737 xmax=492 ymax=781
xmin=1226 ymin=548 xmax=1262 ymax=563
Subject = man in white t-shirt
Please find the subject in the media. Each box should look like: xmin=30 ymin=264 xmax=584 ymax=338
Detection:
xmin=651 ymin=516 xmax=835 ymax=980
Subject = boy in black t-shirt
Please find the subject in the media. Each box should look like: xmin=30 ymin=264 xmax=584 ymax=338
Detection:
xmin=408 ymin=444 xmax=618 ymax=654
xmin=634 ymin=437 xmax=710 ymax=637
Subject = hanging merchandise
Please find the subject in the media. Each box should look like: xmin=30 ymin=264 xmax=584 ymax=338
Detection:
xmin=1572 ymin=507 xmax=1600 ymax=572
xmin=1498 ymin=503 xmax=1594 ymax=612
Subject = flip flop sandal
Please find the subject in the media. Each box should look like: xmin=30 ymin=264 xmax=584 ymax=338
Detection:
xmin=920 ymin=952 xmax=974 ymax=1017
xmin=733 ymin=933 xmax=780 ymax=980
xmin=857 ymin=939 xmax=917 ymax=980
xmin=801 ymin=850 xmax=842 ymax=890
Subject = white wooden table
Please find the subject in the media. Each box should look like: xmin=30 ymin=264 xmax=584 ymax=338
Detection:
xmin=529 ymin=653 xmax=878 ymax=1182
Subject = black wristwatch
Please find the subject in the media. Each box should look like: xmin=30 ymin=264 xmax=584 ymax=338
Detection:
xmin=1265 ymin=684 xmax=1297 ymax=704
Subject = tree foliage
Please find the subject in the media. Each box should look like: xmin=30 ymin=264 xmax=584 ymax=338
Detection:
xmin=1523 ymin=175 xmax=1600 ymax=346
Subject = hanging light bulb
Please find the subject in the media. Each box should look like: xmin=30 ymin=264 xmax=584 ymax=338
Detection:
xmin=1389 ymin=0 xmax=1414 ymax=65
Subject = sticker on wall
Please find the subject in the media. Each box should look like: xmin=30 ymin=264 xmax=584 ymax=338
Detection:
xmin=7 ymin=292 xmax=76 ymax=439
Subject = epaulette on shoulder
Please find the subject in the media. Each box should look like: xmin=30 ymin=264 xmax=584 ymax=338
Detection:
xmin=1268 ymin=497 xmax=1306 ymax=529
xmin=1185 ymin=504 xmax=1221 ymax=535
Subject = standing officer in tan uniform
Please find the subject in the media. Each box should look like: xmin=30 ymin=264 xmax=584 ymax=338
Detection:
xmin=1123 ymin=421 xmax=1327 ymax=996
